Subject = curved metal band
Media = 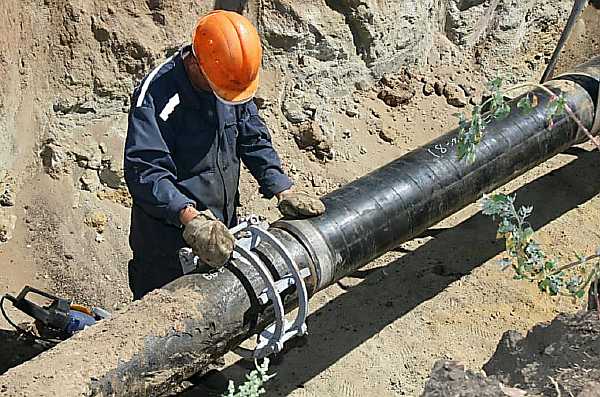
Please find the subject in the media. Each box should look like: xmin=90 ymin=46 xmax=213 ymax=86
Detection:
xmin=249 ymin=226 xmax=308 ymax=335
xmin=233 ymin=242 xmax=285 ymax=358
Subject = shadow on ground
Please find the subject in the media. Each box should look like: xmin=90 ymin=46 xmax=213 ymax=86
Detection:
xmin=0 ymin=329 xmax=49 ymax=375
xmin=182 ymin=149 xmax=600 ymax=396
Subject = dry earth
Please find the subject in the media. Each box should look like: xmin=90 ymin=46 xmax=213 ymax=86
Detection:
xmin=0 ymin=1 xmax=599 ymax=396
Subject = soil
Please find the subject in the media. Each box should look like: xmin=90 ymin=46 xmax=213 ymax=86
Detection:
xmin=0 ymin=1 xmax=600 ymax=396
xmin=422 ymin=310 xmax=600 ymax=397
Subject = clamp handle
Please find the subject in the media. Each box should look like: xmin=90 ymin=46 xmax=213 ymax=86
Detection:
xmin=4 ymin=286 xmax=71 ymax=330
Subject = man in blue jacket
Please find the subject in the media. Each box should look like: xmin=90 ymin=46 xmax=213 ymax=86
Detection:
xmin=124 ymin=10 xmax=324 ymax=300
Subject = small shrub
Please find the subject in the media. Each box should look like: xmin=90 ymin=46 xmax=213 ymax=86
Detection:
xmin=223 ymin=358 xmax=275 ymax=397
xmin=481 ymin=193 xmax=600 ymax=305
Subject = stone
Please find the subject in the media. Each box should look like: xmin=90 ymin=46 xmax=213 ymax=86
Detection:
xmin=423 ymin=82 xmax=435 ymax=96
xmin=378 ymin=88 xmax=414 ymax=107
xmin=85 ymin=210 xmax=108 ymax=234
xmin=71 ymin=143 xmax=103 ymax=170
xmin=99 ymin=166 xmax=125 ymax=189
xmin=282 ymin=101 xmax=308 ymax=124
xmin=293 ymin=122 xmax=330 ymax=151
xmin=80 ymin=169 xmax=101 ymax=192
xmin=345 ymin=107 xmax=359 ymax=117
xmin=378 ymin=73 xmax=416 ymax=106
xmin=0 ymin=209 xmax=17 ymax=243
xmin=40 ymin=139 xmax=68 ymax=178
xmin=0 ymin=171 xmax=16 ymax=207
xmin=443 ymin=82 xmax=468 ymax=107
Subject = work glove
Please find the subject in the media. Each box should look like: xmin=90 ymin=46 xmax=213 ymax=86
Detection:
xmin=182 ymin=210 xmax=235 ymax=268
xmin=277 ymin=191 xmax=325 ymax=219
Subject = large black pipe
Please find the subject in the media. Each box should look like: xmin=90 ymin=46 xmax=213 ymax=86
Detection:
xmin=1 ymin=58 xmax=599 ymax=397
xmin=277 ymin=58 xmax=600 ymax=291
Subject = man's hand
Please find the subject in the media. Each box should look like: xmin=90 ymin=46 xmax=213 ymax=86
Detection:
xmin=277 ymin=190 xmax=325 ymax=219
xmin=182 ymin=209 xmax=235 ymax=268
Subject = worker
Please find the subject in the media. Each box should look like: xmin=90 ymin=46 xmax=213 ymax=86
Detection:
xmin=124 ymin=10 xmax=325 ymax=300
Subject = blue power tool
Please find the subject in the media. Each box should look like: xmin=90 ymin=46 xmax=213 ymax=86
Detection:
xmin=1 ymin=286 xmax=110 ymax=341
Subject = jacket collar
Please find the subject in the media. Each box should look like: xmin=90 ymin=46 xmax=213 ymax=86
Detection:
xmin=173 ymin=45 xmax=238 ymax=131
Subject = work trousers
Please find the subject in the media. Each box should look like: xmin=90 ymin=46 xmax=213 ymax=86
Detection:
xmin=128 ymin=253 xmax=183 ymax=300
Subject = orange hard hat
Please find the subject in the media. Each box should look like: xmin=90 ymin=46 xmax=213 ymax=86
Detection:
xmin=192 ymin=10 xmax=262 ymax=105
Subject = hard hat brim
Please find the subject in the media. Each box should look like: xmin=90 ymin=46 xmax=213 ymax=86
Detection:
xmin=207 ymin=72 xmax=260 ymax=106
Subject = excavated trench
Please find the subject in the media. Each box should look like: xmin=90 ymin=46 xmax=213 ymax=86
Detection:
xmin=1 ymin=1 xmax=600 ymax=396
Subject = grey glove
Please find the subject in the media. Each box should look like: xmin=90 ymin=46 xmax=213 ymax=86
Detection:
xmin=182 ymin=210 xmax=235 ymax=268
xmin=278 ymin=191 xmax=325 ymax=219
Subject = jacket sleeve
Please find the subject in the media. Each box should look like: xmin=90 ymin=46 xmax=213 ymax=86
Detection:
xmin=237 ymin=101 xmax=293 ymax=198
xmin=124 ymin=96 xmax=195 ymax=227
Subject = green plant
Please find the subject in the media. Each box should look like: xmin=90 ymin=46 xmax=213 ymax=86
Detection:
xmin=481 ymin=193 xmax=600 ymax=308
xmin=455 ymin=78 xmax=600 ymax=162
xmin=222 ymin=358 xmax=275 ymax=397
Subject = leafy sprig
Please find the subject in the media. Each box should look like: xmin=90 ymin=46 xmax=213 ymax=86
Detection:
xmin=222 ymin=358 xmax=275 ymax=397
xmin=456 ymin=79 xmax=599 ymax=162
xmin=481 ymin=193 xmax=600 ymax=305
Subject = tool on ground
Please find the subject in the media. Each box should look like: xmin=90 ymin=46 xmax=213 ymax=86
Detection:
xmin=1 ymin=286 xmax=110 ymax=342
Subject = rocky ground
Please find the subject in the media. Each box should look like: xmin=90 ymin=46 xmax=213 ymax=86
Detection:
xmin=1 ymin=0 xmax=600 ymax=396
xmin=422 ymin=310 xmax=600 ymax=397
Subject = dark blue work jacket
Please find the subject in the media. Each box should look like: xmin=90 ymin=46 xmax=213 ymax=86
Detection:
xmin=124 ymin=46 xmax=292 ymax=259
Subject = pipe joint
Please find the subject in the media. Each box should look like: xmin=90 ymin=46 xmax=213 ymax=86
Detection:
xmin=555 ymin=56 xmax=600 ymax=135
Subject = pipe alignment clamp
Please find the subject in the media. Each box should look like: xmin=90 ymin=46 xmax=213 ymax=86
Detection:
xmin=231 ymin=215 xmax=310 ymax=359
xmin=179 ymin=215 xmax=310 ymax=359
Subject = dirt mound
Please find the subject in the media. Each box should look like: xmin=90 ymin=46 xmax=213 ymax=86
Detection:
xmin=423 ymin=310 xmax=600 ymax=397
xmin=485 ymin=310 xmax=600 ymax=396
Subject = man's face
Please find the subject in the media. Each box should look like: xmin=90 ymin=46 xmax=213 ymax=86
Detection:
xmin=184 ymin=54 xmax=212 ymax=92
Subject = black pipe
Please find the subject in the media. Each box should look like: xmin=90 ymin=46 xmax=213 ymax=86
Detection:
xmin=276 ymin=58 xmax=600 ymax=291
xmin=1 ymin=58 xmax=598 ymax=397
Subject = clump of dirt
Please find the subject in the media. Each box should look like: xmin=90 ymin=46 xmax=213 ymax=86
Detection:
xmin=423 ymin=310 xmax=600 ymax=397
xmin=96 ymin=187 xmax=132 ymax=208
xmin=85 ymin=210 xmax=108 ymax=233
xmin=485 ymin=310 xmax=600 ymax=396
xmin=422 ymin=361 xmax=525 ymax=397
xmin=377 ymin=72 xmax=417 ymax=108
